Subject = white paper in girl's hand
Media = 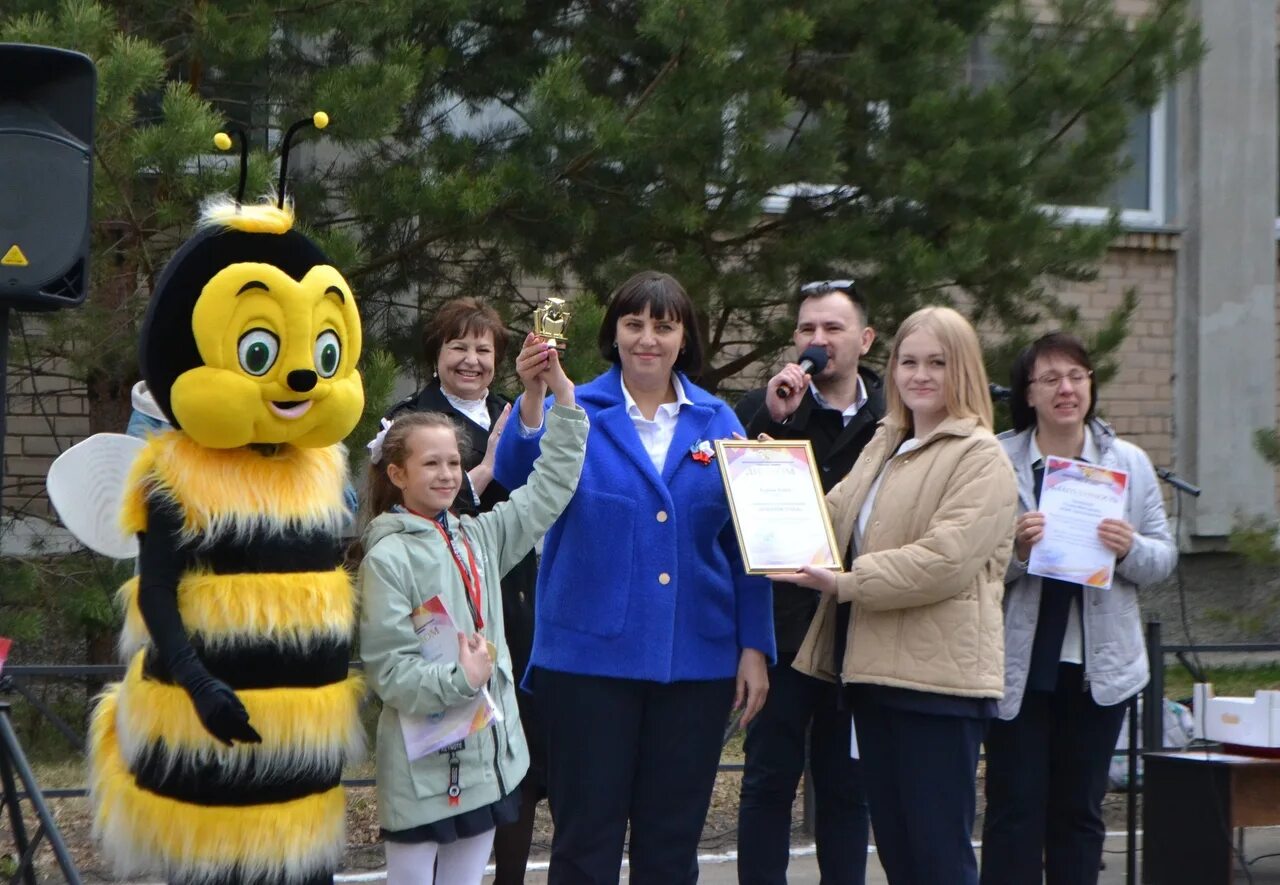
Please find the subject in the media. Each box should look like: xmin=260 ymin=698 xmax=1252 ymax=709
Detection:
xmin=399 ymin=596 xmax=502 ymax=760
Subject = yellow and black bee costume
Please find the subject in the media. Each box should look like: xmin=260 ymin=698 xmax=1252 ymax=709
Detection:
xmin=89 ymin=116 xmax=366 ymax=885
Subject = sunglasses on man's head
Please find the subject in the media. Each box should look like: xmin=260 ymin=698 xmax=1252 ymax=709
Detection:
xmin=799 ymin=279 xmax=856 ymax=296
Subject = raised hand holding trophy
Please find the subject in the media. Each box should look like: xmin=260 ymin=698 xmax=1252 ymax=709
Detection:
xmin=533 ymin=297 xmax=571 ymax=350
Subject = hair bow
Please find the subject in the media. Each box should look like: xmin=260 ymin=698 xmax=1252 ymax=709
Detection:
xmin=367 ymin=417 xmax=393 ymax=464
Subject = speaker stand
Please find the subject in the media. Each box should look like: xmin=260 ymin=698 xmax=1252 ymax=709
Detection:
xmin=0 ymin=699 xmax=81 ymax=885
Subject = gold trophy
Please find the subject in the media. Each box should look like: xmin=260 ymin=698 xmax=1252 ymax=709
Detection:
xmin=533 ymin=296 xmax=571 ymax=350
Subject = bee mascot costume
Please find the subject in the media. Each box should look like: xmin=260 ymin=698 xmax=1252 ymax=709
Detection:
xmin=89 ymin=114 xmax=365 ymax=885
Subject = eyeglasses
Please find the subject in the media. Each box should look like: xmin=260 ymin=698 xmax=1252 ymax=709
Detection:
xmin=1031 ymin=369 xmax=1093 ymax=388
xmin=800 ymin=279 xmax=856 ymax=296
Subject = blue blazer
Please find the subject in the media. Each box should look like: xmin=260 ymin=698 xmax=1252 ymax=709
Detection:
xmin=494 ymin=365 xmax=775 ymax=684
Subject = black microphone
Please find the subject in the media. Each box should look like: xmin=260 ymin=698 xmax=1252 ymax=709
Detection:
xmin=1156 ymin=467 xmax=1201 ymax=497
xmin=777 ymin=345 xmax=830 ymax=399
xmin=989 ymin=383 xmax=1012 ymax=401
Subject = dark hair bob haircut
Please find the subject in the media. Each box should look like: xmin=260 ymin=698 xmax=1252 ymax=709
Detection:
xmin=597 ymin=271 xmax=704 ymax=378
xmin=1009 ymin=331 xmax=1099 ymax=432
xmin=422 ymin=297 xmax=510 ymax=369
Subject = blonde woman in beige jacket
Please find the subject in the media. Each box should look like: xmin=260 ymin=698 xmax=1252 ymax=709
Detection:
xmin=779 ymin=306 xmax=1017 ymax=885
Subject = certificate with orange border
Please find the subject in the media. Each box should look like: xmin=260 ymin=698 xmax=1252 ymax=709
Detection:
xmin=1027 ymin=456 xmax=1128 ymax=590
xmin=715 ymin=440 xmax=844 ymax=575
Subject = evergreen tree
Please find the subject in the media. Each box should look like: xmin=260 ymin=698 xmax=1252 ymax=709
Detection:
xmin=1 ymin=0 xmax=1203 ymax=423
xmin=339 ymin=0 xmax=1202 ymax=394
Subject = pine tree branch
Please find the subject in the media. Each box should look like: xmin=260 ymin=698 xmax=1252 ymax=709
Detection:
xmin=1001 ymin=1 xmax=1097 ymax=99
xmin=554 ymin=48 xmax=685 ymax=183
xmin=1022 ymin=0 xmax=1178 ymax=172
xmin=713 ymin=191 xmax=860 ymax=249
xmin=92 ymin=153 xmax=156 ymax=285
xmin=353 ymin=48 xmax=686 ymax=283
xmin=703 ymin=344 xmax=773 ymax=388
xmin=710 ymin=303 xmax=733 ymax=351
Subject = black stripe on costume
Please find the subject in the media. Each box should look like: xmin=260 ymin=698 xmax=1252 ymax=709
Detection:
xmin=130 ymin=739 xmax=341 ymax=806
xmin=173 ymin=868 xmax=337 ymax=885
xmin=184 ymin=527 xmax=343 ymax=575
xmin=143 ymin=635 xmax=351 ymax=689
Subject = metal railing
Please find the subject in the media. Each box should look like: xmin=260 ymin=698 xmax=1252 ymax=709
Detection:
xmin=1127 ymin=620 xmax=1280 ymax=885
xmin=8 ymin=627 xmax=1280 ymax=882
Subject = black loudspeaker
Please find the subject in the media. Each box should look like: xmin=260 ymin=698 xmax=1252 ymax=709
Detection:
xmin=0 ymin=44 xmax=96 ymax=311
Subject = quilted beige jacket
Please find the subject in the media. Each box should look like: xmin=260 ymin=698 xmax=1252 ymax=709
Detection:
xmin=794 ymin=415 xmax=1017 ymax=698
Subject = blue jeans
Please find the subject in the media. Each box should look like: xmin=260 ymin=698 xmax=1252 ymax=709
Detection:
xmin=738 ymin=653 xmax=868 ymax=885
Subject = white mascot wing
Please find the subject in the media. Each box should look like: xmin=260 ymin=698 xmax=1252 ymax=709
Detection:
xmin=46 ymin=433 xmax=146 ymax=559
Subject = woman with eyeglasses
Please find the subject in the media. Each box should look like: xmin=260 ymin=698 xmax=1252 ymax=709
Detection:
xmin=980 ymin=332 xmax=1176 ymax=885
xmin=780 ymin=306 xmax=1017 ymax=885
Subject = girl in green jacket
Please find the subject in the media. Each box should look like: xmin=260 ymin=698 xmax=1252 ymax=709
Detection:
xmin=356 ymin=338 xmax=584 ymax=885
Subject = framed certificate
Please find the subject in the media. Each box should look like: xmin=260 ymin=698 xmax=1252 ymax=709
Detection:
xmin=714 ymin=439 xmax=844 ymax=575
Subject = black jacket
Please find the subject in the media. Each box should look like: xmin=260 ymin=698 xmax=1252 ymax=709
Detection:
xmin=386 ymin=381 xmax=539 ymax=675
xmin=734 ymin=365 xmax=886 ymax=655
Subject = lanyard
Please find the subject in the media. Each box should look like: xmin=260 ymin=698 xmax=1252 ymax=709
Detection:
xmin=426 ymin=518 xmax=485 ymax=631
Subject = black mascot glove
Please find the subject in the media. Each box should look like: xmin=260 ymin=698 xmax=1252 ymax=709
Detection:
xmin=168 ymin=645 xmax=262 ymax=746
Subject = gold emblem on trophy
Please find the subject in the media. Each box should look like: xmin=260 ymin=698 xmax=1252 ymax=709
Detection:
xmin=533 ymin=296 xmax=571 ymax=350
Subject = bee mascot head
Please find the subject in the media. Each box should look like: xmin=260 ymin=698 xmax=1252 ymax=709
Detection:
xmin=139 ymin=112 xmax=363 ymax=450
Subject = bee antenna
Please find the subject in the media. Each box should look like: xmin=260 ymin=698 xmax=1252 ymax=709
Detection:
xmin=213 ymin=129 xmax=249 ymax=207
xmin=276 ymin=111 xmax=330 ymax=209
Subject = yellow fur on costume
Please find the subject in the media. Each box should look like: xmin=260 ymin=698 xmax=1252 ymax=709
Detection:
xmin=198 ymin=195 xmax=296 ymax=235
xmin=110 ymin=654 xmax=365 ymax=773
xmin=120 ymin=430 xmax=348 ymax=541
xmin=91 ymin=690 xmax=346 ymax=884
xmin=117 ymin=570 xmax=354 ymax=660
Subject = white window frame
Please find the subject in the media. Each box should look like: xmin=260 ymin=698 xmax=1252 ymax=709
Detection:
xmin=1047 ymin=93 xmax=1168 ymax=228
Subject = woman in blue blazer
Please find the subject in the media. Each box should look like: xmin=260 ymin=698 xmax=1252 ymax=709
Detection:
xmin=495 ymin=270 xmax=774 ymax=884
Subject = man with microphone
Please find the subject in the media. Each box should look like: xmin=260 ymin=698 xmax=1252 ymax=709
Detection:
xmin=734 ymin=279 xmax=883 ymax=885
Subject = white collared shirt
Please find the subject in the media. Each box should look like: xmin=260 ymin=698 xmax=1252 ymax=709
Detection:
xmin=810 ymin=375 xmax=869 ymax=427
xmin=443 ymin=389 xmax=492 ymax=431
xmin=623 ymin=374 xmax=692 ymax=474
xmin=1030 ymin=426 xmax=1101 ymax=666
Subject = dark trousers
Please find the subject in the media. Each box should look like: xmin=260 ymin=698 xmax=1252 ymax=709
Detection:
xmin=538 ymin=668 xmax=735 ymax=885
xmin=854 ymin=691 xmax=986 ymax=885
xmin=980 ymin=664 xmax=1128 ymax=885
xmin=738 ymin=653 xmax=868 ymax=885
xmin=493 ymin=685 xmax=546 ymax=884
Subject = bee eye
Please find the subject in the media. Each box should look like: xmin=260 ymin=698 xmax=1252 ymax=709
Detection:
xmin=315 ymin=330 xmax=341 ymax=378
xmin=238 ymin=329 xmax=280 ymax=376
